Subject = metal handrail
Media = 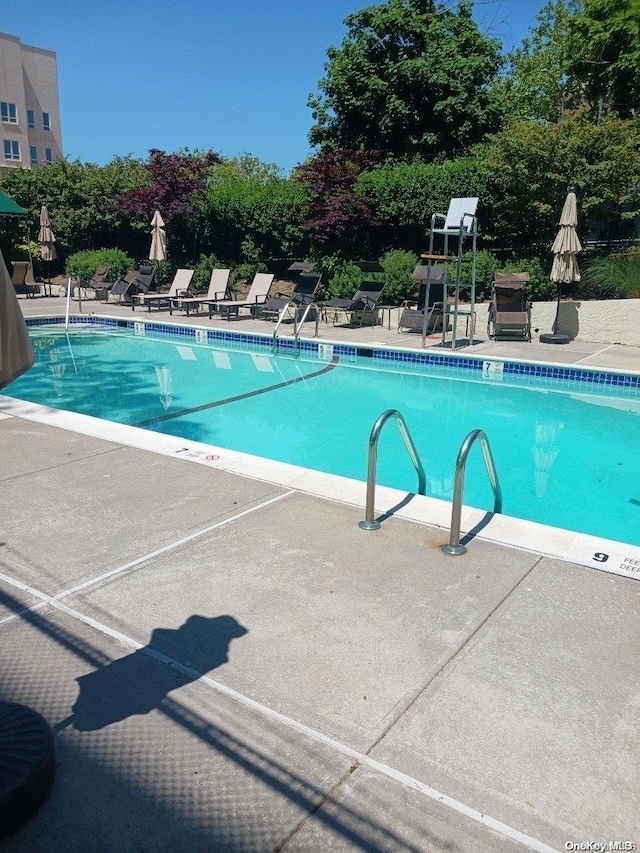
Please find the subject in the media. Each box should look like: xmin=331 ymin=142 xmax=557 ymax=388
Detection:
xmin=272 ymin=299 xmax=297 ymax=350
xmin=359 ymin=409 xmax=426 ymax=530
xmin=441 ymin=429 xmax=502 ymax=555
xmin=293 ymin=301 xmax=320 ymax=343
xmin=272 ymin=300 xmax=320 ymax=354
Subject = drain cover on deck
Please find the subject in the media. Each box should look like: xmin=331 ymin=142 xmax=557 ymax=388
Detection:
xmin=0 ymin=701 xmax=55 ymax=838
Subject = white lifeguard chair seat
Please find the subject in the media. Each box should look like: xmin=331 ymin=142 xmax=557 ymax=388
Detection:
xmin=444 ymin=197 xmax=479 ymax=233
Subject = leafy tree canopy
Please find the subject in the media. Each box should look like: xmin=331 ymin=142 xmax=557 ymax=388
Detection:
xmin=491 ymin=1 xmax=580 ymax=122
xmin=308 ymin=0 xmax=503 ymax=161
xmin=567 ymin=0 xmax=640 ymax=117
xmin=116 ymin=148 xmax=221 ymax=264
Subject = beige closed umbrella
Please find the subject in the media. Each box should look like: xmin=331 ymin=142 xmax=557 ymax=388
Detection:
xmin=38 ymin=204 xmax=57 ymax=295
xmin=0 ymin=250 xmax=35 ymax=389
xmin=149 ymin=210 xmax=167 ymax=263
xmin=541 ymin=187 xmax=582 ymax=345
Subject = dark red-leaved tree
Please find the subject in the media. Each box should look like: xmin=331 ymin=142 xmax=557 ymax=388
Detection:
xmin=294 ymin=149 xmax=385 ymax=258
xmin=116 ymin=149 xmax=221 ymax=265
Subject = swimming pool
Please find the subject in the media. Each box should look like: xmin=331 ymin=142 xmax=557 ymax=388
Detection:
xmin=5 ymin=321 xmax=640 ymax=547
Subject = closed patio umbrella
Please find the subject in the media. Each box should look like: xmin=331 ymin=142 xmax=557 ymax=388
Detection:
xmin=149 ymin=210 xmax=167 ymax=264
xmin=540 ymin=188 xmax=582 ymax=344
xmin=38 ymin=204 xmax=57 ymax=295
xmin=0 ymin=250 xmax=35 ymax=389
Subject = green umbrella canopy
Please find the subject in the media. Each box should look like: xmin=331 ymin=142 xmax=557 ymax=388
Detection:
xmin=0 ymin=190 xmax=28 ymax=217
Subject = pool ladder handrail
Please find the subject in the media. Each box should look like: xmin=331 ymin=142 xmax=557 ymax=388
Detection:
xmin=272 ymin=300 xmax=320 ymax=354
xmin=441 ymin=429 xmax=502 ymax=555
xmin=359 ymin=409 xmax=426 ymax=530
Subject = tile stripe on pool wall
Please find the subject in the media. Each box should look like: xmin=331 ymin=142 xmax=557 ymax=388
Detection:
xmin=25 ymin=316 xmax=640 ymax=390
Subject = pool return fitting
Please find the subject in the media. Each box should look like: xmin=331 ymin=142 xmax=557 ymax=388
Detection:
xmin=359 ymin=414 xmax=502 ymax=555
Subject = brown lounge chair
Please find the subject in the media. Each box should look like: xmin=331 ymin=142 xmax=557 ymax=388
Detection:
xmin=487 ymin=272 xmax=532 ymax=341
xmin=133 ymin=268 xmax=194 ymax=312
xmin=10 ymin=261 xmax=38 ymax=298
xmin=170 ymin=268 xmax=231 ymax=317
xmin=206 ymin=272 xmax=274 ymax=320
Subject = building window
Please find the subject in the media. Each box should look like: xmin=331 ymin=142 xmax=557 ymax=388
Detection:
xmin=27 ymin=110 xmax=35 ymax=129
xmin=42 ymin=112 xmax=51 ymax=130
xmin=4 ymin=139 xmax=21 ymax=161
xmin=45 ymin=148 xmax=53 ymax=163
xmin=30 ymin=145 xmax=38 ymax=165
xmin=1 ymin=102 xmax=17 ymax=124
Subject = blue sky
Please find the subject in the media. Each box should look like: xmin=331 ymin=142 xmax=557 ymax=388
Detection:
xmin=3 ymin=0 xmax=544 ymax=175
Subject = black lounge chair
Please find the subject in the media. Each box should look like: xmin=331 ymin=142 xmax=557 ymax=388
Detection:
xmin=261 ymin=273 xmax=322 ymax=322
xmin=107 ymin=264 xmax=157 ymax=304
xmin=81 ymin=265 xmax=111 ymax=299
xmin=136 ymin=263 xmax=157 ymax=293
xmin=321 ymin=279 xmax=385 ymax=327
xmin=487 ymin=272 xmax=532 ymax=341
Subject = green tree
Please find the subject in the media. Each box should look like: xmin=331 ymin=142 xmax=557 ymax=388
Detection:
xmin=308 ymin=0 xmax=503 ymax=160
xmin=491 ymin=1 xmax=581 ymax=122
xmin=0 ymin=156 xmax=149 ymax=270
xmin=567 ymin=0 xmax=640 ymax=118
xmin=477 ymin=110 xmax=640 ymax=250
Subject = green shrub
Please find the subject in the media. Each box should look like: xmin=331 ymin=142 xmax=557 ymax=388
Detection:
xmin=65 ymin=248 xmax=134 ymax=281
xmin=497 ymin=256 xmax=554 ymax=302
xmin=192 ymin=252 xmax=226 ymax=293
xmin=579 ymin=251 xmax=640 ymax=299
xmin=379 ymin=249 xmax=417 ymax=305
xmin=229 ymin=237 xmax=266 ymax=290
xmin=312 ymin=256 xmax=363 ymax=299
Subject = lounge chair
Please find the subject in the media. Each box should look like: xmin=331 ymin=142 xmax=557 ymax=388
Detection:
xmin=133 ymin=268 xmax=194 ymax=312
xmin=487 ymin=272 xmax=532 ymax=341
xmin=398 ymin=265 xmax=447 ymax=335
xmin=261 ymin=273 xmax=321 ymax=322
xmin=206 ymin=272 xmax=274 ymax=320
xmin=321 ymin=280 xmax=385 ymax=327
xmin=169 ymin=268 xmax=231 ymax=317
xmin=79 ymin=265 xmax=111 ymax=300
xmin=106 ymin=270 xmax=141 ymax=303
xmin=10 ymin=261 xmax=36 ymax=298
xmin=136 ymin=263 xmax=157 ymax=293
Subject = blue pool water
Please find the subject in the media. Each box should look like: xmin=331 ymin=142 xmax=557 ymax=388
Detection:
xmin=5 ymin=326 xmax=640 ymax=546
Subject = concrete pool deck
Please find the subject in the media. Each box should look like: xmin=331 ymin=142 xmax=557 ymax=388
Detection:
xmin=0 ymin=294 xmax=638 ymax=851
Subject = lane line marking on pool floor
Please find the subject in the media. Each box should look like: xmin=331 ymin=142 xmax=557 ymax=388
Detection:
xmin=0 ymin=490 xmax=295 ymax=628
xmin=0 ymin=569 xmax=559 ymax=853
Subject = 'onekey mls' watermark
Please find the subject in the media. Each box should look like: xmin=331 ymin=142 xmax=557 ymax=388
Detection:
xmin=565 ymin=843 xmax=635 ymax=851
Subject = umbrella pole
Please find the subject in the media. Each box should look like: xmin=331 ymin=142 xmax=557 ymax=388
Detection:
xmin=540 ymin=286 xmax=570 ymax=344
xmin=552 ymin=288 xmax=561 ymax=333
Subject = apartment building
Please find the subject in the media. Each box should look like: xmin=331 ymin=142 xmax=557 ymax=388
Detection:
xmin=0 ymin=31 xmax=63 ymax=169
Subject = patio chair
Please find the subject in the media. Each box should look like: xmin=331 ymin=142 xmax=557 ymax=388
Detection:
xmin=398 ymin=265 xmax=447 ymax=335
xmin=169 ymin=268 xmax=231 ymax=317
xmin=321 ymin=279 xmax=385 ymax=327
xmin=133 ymin=268 xmax=194 ymax=312
xmin=105 ymin=270 xmax=138 ymax=303
xmin=206 ymin=272 xmax=275 ymax=320
xmin=261 ymin=273 xmax=322 ymax=322
xmin=10 ymin=261 xmax=36 ymax=298
xmin=487 ymin=272 xmax=532 ymax=342
xmin=81 ymin=265 xmax=111 ymax=300
xmin=136 ymin=263 xmax=157 ymax=293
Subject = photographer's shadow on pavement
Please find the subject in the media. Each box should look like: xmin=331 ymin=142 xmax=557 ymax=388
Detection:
xmin=66 ymin=614 xmax=248 ymax=732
